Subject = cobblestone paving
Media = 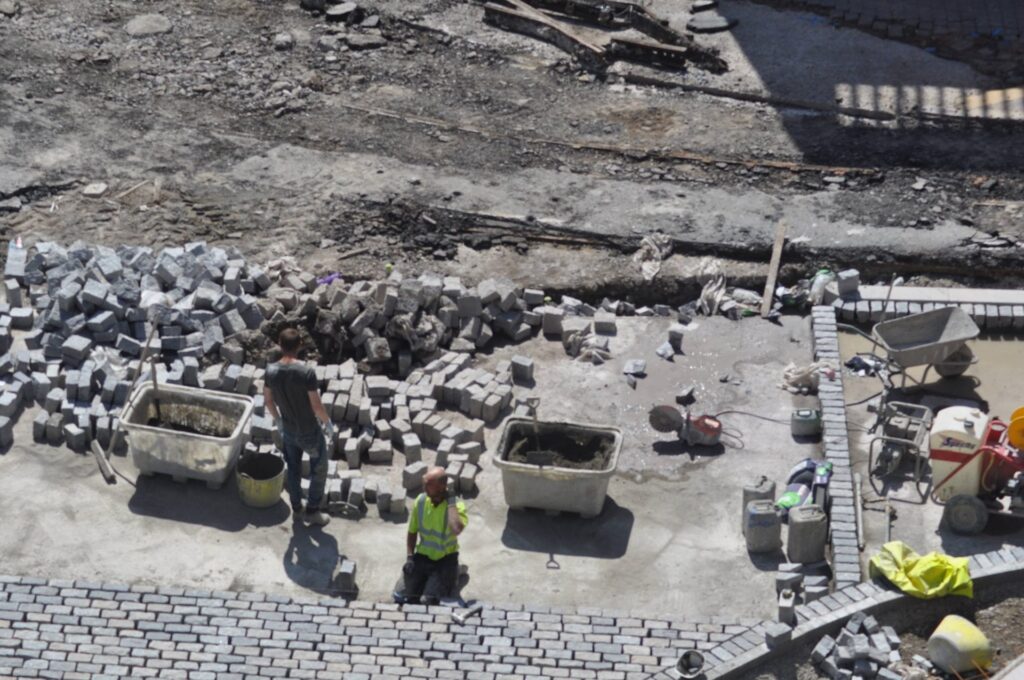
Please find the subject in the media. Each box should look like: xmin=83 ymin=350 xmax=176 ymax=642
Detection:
xmin=0 ymin=575 xmax=755 ymax=679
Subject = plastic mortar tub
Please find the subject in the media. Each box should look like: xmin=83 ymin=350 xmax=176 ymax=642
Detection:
xmin=120 ymin=383 xmax=254 ymax=489
xmin=493 ymin=417 xmax=622 ymax=518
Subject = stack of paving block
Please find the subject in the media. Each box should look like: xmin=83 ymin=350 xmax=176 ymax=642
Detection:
xmin=4 ymin=238 xmax=684 ymax=464
xmin=811 ymin=612 xmax=903 ymax=680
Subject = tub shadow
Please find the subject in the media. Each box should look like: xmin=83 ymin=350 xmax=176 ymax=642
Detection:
xmin=127 ymin=474 xmax=290 ymax=531
xmin=652 ymin=440 xmax=726 ymax=459
xmin=748 ymin=549 xmax=786 ymax=572
xmin=283 ymin=523 xmax=342 ymax=595
xmin=500 ymin=499 xmax=633 ymax=559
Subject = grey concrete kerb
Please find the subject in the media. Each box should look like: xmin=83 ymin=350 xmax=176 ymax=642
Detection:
xmin=811 ymin=305 xmax=860 ymax=590
xmin=705 ymin=545 xmax=1024 ymax=679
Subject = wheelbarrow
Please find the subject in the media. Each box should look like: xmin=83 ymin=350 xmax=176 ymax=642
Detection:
xmin=839 ymin=306 xmax=979 ymax=390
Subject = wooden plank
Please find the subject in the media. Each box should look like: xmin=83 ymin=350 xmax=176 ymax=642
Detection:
xmin=760 ymin=221 xmax=787 ymax=318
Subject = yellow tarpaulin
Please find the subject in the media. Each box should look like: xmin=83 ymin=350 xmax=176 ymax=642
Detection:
xmin=868 ymin=541 xmax=973 ymax=599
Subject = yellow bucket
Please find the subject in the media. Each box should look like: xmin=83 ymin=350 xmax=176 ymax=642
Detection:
xmin=928 ymin=614 xmax=993 ymax=673
xmin=236 ymin=453 xmax=286 ymax=508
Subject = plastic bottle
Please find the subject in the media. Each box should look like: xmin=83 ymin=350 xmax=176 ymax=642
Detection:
xmin=808 ymin=269 xmax=834 ymax=305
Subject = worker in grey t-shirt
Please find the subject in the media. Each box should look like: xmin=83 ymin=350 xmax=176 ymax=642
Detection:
xmin=264 ymin=328 xmax=334 ymax=526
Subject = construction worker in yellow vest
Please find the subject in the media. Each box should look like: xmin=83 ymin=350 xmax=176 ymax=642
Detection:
xmin=403 ymin=466 xmax=469 ymax=605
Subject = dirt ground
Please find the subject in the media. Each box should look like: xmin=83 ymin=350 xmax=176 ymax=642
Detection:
xmin=3 ymin=0 xmax=1024 ymax=296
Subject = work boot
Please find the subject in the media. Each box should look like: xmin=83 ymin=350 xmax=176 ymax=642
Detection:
xmin=303 ymin=508 xmax=331 ymax=526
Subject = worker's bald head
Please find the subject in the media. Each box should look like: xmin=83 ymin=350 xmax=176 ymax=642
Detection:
xmin=424 ymin=466 xmax=449 ymax=503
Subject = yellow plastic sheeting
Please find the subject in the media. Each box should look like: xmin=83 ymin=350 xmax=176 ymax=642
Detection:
xmin=868 ymin=541 xmax=973 ymax=599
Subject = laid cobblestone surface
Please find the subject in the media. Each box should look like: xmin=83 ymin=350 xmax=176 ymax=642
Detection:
xmin=0 ymin=575 xmax=755 ymax=679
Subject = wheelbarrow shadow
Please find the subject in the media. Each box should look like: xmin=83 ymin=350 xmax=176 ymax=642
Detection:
xmin=500 ymin=499 xmax=633 ymax=559
xmin=127 ymin=474 xmax=290 ymax=531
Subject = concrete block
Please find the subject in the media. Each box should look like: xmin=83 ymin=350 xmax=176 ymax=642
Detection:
xmin=344 ymin=438 xmax=361 ymax=469
xmin=403 ymin=461 xmax=428 ymax=491
xmin=837 ymin=269 xmax=860 ymax=297
xmin=401 ymin=433 xmax=422 ymax=462
xmin=458 ymin=463 xmax=479 ymax=495
xmin=881 ymin=626 xmax=900 ymax=650
xmin=389 ymin=494 xmax=406 ymax=516
xmin=63 ymin=422 xmax=88 ymax=452
xmin=347 ymin=477 xmax=366 ymax=507
xmin=510 ymin=355 xmax=534 ymax=384
xmin=862 ymin=615 xmax=880 ymax=634
xmin=778 ymin=588 xmax=796 ymax=625
xmin=876 ymin=669 xmax=901 ymax=680
xmin=540 ymin=306 xmax=564 ymax=336
xmin=763 ymin=621 xmax=792 ymax=648
xmin=377 ymin=486 xmax=393 ymax=517
xmin=811 ymin=635 xmax=836 ymax=664
xmin=776 ymin=571 xmax=803 ymax=593
xmin=0 ymin=390 xmax=19 ymax=417
xmin=367 ymin=439 xmax=392 ymax=464
xmin=33 ymin=410 xmax=49 ymax=443
xmin=46 ymin=413 xmax=63 ymax=446
xmin=335 ymin=559 xmax=357 ymax=593
xmin=668 ymin=323 xmax=686 ymax=351
xmin=593 ymin=311 xmax=617 ymax=335
xmin=61 ymin=334 xmax=93 ymax=363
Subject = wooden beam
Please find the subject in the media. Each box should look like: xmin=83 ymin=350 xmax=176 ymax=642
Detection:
xmin=761 ymin=221 xmax=787 ymax=318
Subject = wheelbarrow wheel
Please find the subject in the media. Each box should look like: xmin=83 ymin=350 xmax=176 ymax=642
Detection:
xmin=935 ymin=346 xmax=974 ymax=378
xmin=943 ymin=494 xmax=988 ymax=535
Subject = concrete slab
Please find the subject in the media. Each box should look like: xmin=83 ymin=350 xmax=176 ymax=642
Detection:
xmin=0 ymin=316 xmax=814 ymax=619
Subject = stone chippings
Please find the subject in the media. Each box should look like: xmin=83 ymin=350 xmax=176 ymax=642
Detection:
xmin=811 ymin=305 xmax=860 ymax=590
xmin=0 ymin=574 xmax=756 ymax=679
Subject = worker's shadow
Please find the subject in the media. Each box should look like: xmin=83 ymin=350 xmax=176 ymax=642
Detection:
xmin=283 ymin=522 xmax=342 ymax=595
xmin=500 ymin=499 xmax=633 ymax=559
xmin=127 ymin=475 xmax=290 ymax=530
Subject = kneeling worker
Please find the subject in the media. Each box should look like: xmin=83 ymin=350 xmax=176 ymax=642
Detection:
xmin=403 ymin=466 xmax=468 ymax=604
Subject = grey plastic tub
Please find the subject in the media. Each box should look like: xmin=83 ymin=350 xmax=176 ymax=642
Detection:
xmin=493 ymin=417 xmax=622 ymax=518
xmin=120 ymin=383 xmax=254 ymax=489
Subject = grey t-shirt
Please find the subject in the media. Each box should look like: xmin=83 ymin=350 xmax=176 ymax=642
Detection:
xmin=265 ymin=361 xmax=318 ymax=434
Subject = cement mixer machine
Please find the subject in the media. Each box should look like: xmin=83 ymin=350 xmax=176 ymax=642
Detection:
xmin=930 ymin=406 xmax=1024 ymax=535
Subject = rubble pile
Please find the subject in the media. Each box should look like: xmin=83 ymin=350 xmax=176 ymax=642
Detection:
xmin=811 ymin=612 xmax=905 ymax=680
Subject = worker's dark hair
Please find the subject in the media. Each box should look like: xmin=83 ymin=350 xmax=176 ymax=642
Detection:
xmin=278 ymin=328 xmax=301 ymax=355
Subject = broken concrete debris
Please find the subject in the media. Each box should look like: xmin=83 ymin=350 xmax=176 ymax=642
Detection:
xmin=124 ymin=13 xmax=172 ymax=37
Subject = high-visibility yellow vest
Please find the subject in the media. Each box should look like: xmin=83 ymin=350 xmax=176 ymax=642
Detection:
xmin=409 ymin=494 xmax=467 ymax=560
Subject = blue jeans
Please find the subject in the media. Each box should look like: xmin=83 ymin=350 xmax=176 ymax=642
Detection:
xmin=281 ymin=426 xmax=328 ymax=510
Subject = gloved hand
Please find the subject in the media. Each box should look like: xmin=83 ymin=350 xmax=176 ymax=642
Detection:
xmin=273 ymin=417 xmax=283 ymax=433
xmin=403 ymin=556 xmax=416 ymax=576
xmin=320 ymin=420 xmax=335 ymax=442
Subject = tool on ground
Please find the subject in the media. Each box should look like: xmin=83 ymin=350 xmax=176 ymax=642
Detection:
xmin=760 ymin=221 xmax=787 ymax=318
xmin=451 ymin=603 xmax=484 ymax=625
xmin=648 ymin=405 xmax=722 ymax=446
xmin=929 ymin=405 xmax=1024 ymax=534
xmin=790 ymin=408 xmax=822 ymax=437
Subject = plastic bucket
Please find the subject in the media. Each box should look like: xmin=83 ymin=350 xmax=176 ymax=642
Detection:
xmin=675 ymin=650 xmax=705 ymax=679
xmin=237 ymin=453 xmax=286 ymax=508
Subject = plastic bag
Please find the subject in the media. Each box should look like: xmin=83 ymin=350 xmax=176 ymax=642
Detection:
xmin=868 ymin=541 xmax=973 ymax=599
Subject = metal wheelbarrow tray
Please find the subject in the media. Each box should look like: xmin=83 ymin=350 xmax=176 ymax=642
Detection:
xmin=872 ymin=307 xmax=979 ymax=368
xmin=120 ymin=383 xmax=254 ymax=489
